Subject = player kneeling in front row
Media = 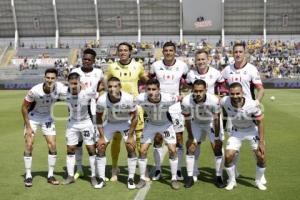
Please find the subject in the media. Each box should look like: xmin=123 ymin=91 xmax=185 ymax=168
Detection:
xmin=221 ymin=82 xmax=267 ymax=191
xmin=182 ymin=79 xmax=225 ymax=188
xmin=62 ymin=72 xmax=98 ymax=186
xmin=94 ymin=77 xmax=138 ymax=189
xmin=136 ymin=79 xmax=180 ymax=190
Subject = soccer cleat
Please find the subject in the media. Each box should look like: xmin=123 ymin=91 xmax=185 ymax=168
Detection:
xmin=63 ymin=176 xmax=75 ymax=185
xmin=127 ymin=178 xmax=136 ymax=189
xmin=24 ymin=177 xmax=33 ymax=187
xmin=47 ymin=176 xmax=59 ymax=185
xmin=152 ymin=170 xmax=161 ymax=181
xmin=74 ymin=170 xmax=84 ymax=180
xmin=261 ymin=174 xmax=267 ymax=185
xmin=184 ymin=176 xmax=194 ymax=188
xmin=110 ymin=167 xmax=120 ymax=182
xmin=171 ymin=180 xmax=180 ymax=190
xmin=225 ymin=180 xmax=237 ymax=191
xmin=90 ymin=176 xmax=98 ymax=186
xmin=176 ymin=170 xmax=184 ymax=181
xmin=215 ymin=176 xmax=226 ymax=188
xmin=136 ymin=179 xmax=146 ymax=189
xmin=193 ymin=175 xmax=198 ymax=182
xmin=94 ymin=178 xmax=105 ymax=189
xmin=255 ymin=181 xmax=267 ymax=191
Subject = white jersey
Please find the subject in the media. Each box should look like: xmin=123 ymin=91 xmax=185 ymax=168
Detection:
xmin=221 ymin=96 xmax=263 ymax=130
xmin=150 ymin=59 xmax=189 ymax=96
xmin=71 ymin=67 xmax=103 ymax=91
xmin=96 ymin=91 xmax=137 ymax=123
xmin=221 ymin=63 xmax=262 ymax=99
xmin=182 ymin=93 xmax=221 ymax=125
xmin=136 ymin=92 xmax=178 ymax=126
xmin=186 ymin=67 xmax=224 ymax=94
xmin=65 ymin=88 xmax=96 ymax=122
xmin=24 ymin=82 xmax=67 ymax=119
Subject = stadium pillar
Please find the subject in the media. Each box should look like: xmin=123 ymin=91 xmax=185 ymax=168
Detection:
xmin=137 ymin=0 xmax=141 ymax=43
xmin=263 ymin=0 xmax=267 ymax=45
xmin=94 ymin=0 xmax=100 ymax=43
xmin=11 ymin=0 xmax=19 ymax=49
xmin=221 ymin=0 xmax=225 ymax=47
xmin=52 ymin=0 xmax=60 ymax=48
xmin=179 ymin=0 xmax=183 ymax=43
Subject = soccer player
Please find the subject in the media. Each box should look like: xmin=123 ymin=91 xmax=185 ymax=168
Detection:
xmin=181 ymin=79 xmax=222 ymax=188
xmin=62 ymin=72 xmax=98 ymax=186
xmin=221 ymin=82 xmax=266 ymax=191
xmin=94 ymin=77 xmax=138 ymax=189
xmin=105 ymin=42 xmax=148 ymax=181
xmin=149 ymin=41 xmax=189 ymax=181
xmin=221 ymin=42 xmax=266 ymax=183
xmin=186 ymin=49 xmax=226 ymax=186
xmin=71 ymin=48 xmax=104 ymax=180
xmin=21 ymin=68 xmax=66 ymax=187
xmin=136 ymin=79 xmax=180 ymax=190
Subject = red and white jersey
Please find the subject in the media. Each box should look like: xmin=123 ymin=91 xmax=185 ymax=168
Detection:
xmin=221 ymin=96 xmax=263 ymax=130
xmin=150 ymin=59 xmax=189 ymax=96
xmin=65 ymin=88 xmax=96 ymax=122
xmin=186 ymin=67 xmax=224 ymax=94
xmin=136 ymin=92 xmax=178 ymax=126
xmin=71 ymin=67 xmax=103 ymax=91
xmin=24 ymin=82 xmax=68 ymax=119
xmin=96 ymin=91 xmax=136 ymax=123
xmin=182 ymin=93 xmax=221 ymax=125
xmin=221 ymin=63 xmax=263 ymax=99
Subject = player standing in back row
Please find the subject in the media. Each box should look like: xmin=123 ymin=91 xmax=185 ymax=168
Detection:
xmin=149 ymin=41 xmax=189 ymax=181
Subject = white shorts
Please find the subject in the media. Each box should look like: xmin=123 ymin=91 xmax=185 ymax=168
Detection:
xmin=191 ymin=121 xmax=225 ymax=143
xmin=141 ymin=122 xmax=176 ymax=144
xmin=98 ymin=121 xmax=133 ymax=143
xmin=24 ymin=117 xmax=56 ymax=136
xmin=226 ymin=126 xmax=259 ymax=151
xmin=168 ymin=102 xmax=184 ymax=132
xmin=66 ymin=119 xmax=95 ymax=146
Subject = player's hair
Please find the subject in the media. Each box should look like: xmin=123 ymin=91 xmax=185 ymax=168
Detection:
xmin=233 ymin=42 xmax=246 ymax=50
xmin=193 ymin=79 xmax=207 ymax=89
xmin=146 ymin=78 xmax=160 ymax=88
xmin=44 ymin=68 xmax=58 ymax=76
xmin=83 ymin=48 xmax=97 ymax=58
xmin=67 ymin=72 xmax=80 ymax=81
xmin=107 ymin=76 xmax=121 ymax=87
xmin=195 ymin=49 xmax=209 ymax=57
xmin=117 ymin=42 xmax=133 ymax=52
xmin=163 ymin=41 xmax=176 ymax=50
xmin=229 ymin=82 xmax=243 ymax=89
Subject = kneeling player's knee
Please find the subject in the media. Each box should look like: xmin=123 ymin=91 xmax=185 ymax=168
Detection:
xmin=213 ymin=148 xmax=223 ymax=157
xmin=225 ymin=153 xmax=234 ymax=167
xmin=176 ymin=134 xmax=183 ymax=144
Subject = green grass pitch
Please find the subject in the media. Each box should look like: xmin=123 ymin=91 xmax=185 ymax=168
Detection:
xmin=0 ymin=89 xmax=299 ymax=200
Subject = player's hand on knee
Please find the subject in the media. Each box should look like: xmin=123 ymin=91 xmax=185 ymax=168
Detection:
xmin=96 ymin=137 xmax=106 ymax=150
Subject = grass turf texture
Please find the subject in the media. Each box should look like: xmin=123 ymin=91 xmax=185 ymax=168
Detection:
xmin=0 ymin=89 xmax=299 ymax=200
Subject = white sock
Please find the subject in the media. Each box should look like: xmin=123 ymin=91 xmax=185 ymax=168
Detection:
xmin=96 ymin=156 xmax=106 ymax=179
xmin=215 ymin=155 xmax=223 ymax=177
xmin=169 ymin=157 xmax=178 ymax=180
xmin=177 ymin=146 xmax=184 ymax=172
xmin=48 ymin=154 xmax=57 ymax=178
xmin=128 ymin=157 xmax=137 ymax=179
xmin=186 ymin=155 xmax=195 ymax=177
xmin=66 ymin=154 xmax=75 ymax=177
xmin=138 ymin=158 xmax=148 ymax=180
xmin=225 ymin=165 xmax=236 ymax=183
xmin=255 ymin=166 xmax=266 ymax=182
xmin=24 ymin=156 xmax=32 ymax=178
xmin=89 ymin=155 xmax=96 ymax=177
xmin=75 ymin=146 xmax=83 ymax=172
xmin=154 ymin=147 xmax=163 ymax=171
xmin=194 ymin=145 xmax=201 ymax=174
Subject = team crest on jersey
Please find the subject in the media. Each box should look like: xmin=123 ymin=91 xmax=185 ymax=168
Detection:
xmin=229 ymin=72 xmax=234 ymax=74
xmin=159 ymin=67 xmax=164 ymax=70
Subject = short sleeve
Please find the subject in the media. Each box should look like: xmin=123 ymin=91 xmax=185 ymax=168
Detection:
xmin=24 ymin=88 xmax=35 ymax=102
